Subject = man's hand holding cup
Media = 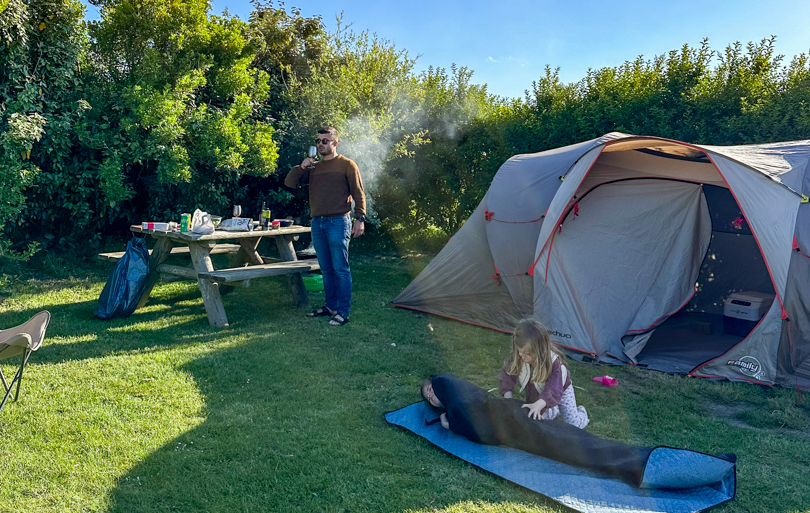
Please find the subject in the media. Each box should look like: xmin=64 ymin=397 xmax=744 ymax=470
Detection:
xmin=302 ymin=145 xmax=319 ymax=169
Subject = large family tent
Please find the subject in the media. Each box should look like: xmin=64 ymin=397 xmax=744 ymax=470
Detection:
xmin=393 ymin=133 xmax=810 ymax=389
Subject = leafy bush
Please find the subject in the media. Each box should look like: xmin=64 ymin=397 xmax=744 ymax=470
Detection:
xmin=2 ymin=0 xmax=809 ymax=257
xmin=0 ymin=0 xmax=87 ymax=256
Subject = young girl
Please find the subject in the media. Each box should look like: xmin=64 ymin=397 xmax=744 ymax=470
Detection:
xmin=499 ymin=318 xmax=589 ymax=429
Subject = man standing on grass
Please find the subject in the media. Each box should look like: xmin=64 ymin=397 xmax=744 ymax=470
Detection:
xmin=285 ymin=126 xmax=366 ymax=326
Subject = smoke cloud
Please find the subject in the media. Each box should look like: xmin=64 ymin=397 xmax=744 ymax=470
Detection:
xmin=338 ymin=116 xmax=395 ymax=226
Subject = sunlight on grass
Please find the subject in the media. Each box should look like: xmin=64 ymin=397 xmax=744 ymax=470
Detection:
xmin=49 ymin=333 xmax=98 ymax=344
xmin=0 ymin=257 xmax=808 ymax=512
xmin=402 ymin=500 xmax=563 ymax=512
xmin=0 ymin=350 xmax=206 ymax=512
xmin=0 ymin=279 xmax=100 ymax=308
xmin=106 ymin=313 xmax=208 ymax=333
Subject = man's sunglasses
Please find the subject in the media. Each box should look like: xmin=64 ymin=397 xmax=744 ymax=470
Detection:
xmin=315 ymin=138 xmax=333 ymax=145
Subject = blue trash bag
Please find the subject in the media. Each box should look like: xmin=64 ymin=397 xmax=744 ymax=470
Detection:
xmin=95 ymin=236 xmax=150 ymax=319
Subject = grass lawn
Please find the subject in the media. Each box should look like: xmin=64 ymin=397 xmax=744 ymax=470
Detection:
xmin=0 ymin=253 xmax=808 ymax=513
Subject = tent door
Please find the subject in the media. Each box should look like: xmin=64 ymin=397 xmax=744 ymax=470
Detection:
xmin=545 ymin=179 xmax=711 ymax=358
xmin=631 ymin=185 xmax=775 ymax=374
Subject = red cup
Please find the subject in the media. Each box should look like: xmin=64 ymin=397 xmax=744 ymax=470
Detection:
xmin=271 ymin=220 xmax=280 ymax=229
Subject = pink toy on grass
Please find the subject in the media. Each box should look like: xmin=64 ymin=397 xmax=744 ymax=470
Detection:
xmin=593 ymin=375 xmax=618 ymax=387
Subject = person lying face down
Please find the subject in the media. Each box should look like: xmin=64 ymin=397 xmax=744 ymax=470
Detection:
xmin=421 ymin=374 xmax=653 ymax=487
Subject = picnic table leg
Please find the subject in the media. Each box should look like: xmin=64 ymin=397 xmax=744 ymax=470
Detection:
xmin=276 ymin=234 xmax=311 ymax=309
xmin=188 ymin=241 xmax=229 ymax=328
xmin=237 ymin=237 xmax=264 ymax=265
xmin=222 ymin=237 xmax=264 ymax=290
xmin=228 ymin=237 xmax=262 ymax=268
xmin=137 ymin=236 xmax=174 ymax=308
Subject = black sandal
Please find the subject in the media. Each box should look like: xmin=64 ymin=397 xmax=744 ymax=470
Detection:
xmin=307 ymin=306 xmax=334 ymax=317
xmin=328 ymin=314 xmax=349 ymax=326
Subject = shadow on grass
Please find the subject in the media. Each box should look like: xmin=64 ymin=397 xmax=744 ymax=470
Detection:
xmin=0 ymin=255 xmax=561 ymax=512
xmin=0 ymin=251 xmax=253 ymax=357
xmin=0 ymin=285 xmax=226 ymax=366
xmin=105 ymin=327 xmax=556 ymax=513
xmin=98 ymin=257 xmax=559 ymax=513
xmin=0 ymin=255 xmax=781 ymax=513
xmin=0 ymin=252 xmax=327 ymax=366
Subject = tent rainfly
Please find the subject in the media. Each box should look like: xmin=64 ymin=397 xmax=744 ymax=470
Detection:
xmin=393 ymin=133 xmax=810 ymax=389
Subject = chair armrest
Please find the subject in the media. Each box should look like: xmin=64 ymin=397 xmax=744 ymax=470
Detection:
xmin=0 ymin=332 xmax=32 ymax=348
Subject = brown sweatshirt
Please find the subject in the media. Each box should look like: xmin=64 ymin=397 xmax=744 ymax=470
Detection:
xmin=284 ymin=155 xmax=366 ymax=218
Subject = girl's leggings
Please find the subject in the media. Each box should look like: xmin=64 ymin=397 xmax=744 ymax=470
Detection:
xmin=538 ymin=385 xmax=589 ymax=429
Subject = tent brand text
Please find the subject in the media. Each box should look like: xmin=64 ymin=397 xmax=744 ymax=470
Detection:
xmin=549 ymin=330 xmax=572 ymax=339
xmin=726 ymin=356 xmax=763 ymax=378
xmin=727 ymin=359 xmax=758 ymax=372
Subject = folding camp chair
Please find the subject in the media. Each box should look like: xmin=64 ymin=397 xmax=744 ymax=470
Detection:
xmin=0 ymin=311 xmax=50 ymax=415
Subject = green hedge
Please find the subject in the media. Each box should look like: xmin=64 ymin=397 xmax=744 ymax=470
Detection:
xmin=1 ymin=0 xmax=809 ymax=260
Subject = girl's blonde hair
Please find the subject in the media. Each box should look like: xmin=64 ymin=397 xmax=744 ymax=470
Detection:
xmin=507 ymin=318 xmax=565 ymax=384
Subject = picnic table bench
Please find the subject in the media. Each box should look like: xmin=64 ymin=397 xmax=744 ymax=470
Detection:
xmin=97 ymin=243 xmax=243 ymax=262
xmin=122 ymin=225 xmax=317 ymax=327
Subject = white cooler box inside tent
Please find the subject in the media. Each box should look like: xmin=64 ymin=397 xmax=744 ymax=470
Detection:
xmin=723 ymin=291 xmax=775 ymax=337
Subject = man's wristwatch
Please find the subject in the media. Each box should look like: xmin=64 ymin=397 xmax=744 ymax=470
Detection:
xmin=355 ymin=215 xmax=365 ymax=223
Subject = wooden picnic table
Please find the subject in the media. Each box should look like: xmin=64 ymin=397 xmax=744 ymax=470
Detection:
xmin=126 ymin=225 xmax=318 ymax=328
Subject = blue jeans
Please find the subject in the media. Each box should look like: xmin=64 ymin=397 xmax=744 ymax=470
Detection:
xmin=311 ymin=214 xmax=352 ymax=318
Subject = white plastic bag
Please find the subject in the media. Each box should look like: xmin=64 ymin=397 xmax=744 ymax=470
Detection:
xmin=191 ymin=209 xmax=215 ymax=234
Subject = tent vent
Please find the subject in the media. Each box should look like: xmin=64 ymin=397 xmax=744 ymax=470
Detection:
xmin=635 ymin=147 xmax=711 ymax=163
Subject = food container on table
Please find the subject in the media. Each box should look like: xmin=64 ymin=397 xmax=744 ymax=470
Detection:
xmin=142 ymin=222 xmax=171 ymax=231
xmin=218 ymin=217 xmax=252 ymax=231
xmin=275 ymin=219 xmax=293 ymax=227
xmin=271 ymin=220 xmax=281 ymax=229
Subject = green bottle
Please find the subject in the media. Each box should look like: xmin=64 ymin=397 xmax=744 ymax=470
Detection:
xmin=261 ymin=202 xmax=271 ymax=229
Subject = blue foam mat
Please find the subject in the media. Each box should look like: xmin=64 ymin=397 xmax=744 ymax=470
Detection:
xmin=386 ymin=402 xmax=735 ymax=513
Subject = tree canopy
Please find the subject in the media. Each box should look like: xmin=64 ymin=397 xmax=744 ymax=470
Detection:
xmin=1 ymin=1 xmax=809 ymax=260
